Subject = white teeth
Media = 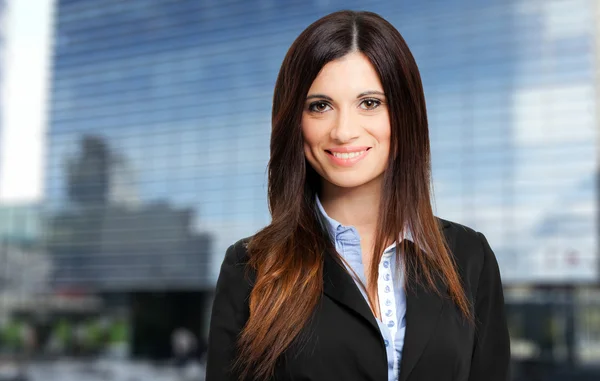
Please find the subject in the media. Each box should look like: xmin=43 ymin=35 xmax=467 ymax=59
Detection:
xmin=332 ymin=150 xmax=366 ymax=159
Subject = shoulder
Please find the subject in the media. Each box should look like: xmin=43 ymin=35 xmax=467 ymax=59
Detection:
xmin=221 ymin=236 xmax=254 ymax=270
xmin=223 ymin=235 xmax=253 ymax=266
xmin=215 ymin=235 xmax=255 ymax=292
xmin=436 ymin=216 xmax=492 ymax=266
xmin=212 ymin=236 xmax=256 ymax=319
xmin=435 ymin=217 xmax=502 ymax=297
xmin=219 ymin=236 xmax=256 ymax=284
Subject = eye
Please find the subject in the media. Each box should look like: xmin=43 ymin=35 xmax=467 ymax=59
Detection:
xmin=308 ymin=101 xmax=332 ymax=113
xmin=360 ymin=98 xmax=382 ymax=110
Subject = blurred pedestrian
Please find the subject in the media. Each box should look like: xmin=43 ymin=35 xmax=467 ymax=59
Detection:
xmin=171 ymin=327 xmax=197 ymax=369
xmin=206 ymin=10 xmax=510 ymax=381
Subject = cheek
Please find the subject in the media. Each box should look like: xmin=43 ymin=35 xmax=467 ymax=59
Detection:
xmin=301 ymin=119 xmax=323 ymax=153
xmin=303 ymin=141 xmax=313 ymax=161
xmin=301 ymin=119 xmax=328 ymax=175
xmin=369 ymin=115 xmax=392 ymax=149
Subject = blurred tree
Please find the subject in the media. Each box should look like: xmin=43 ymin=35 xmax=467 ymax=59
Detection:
xmin=109 ymin=317 xmax=128 ymax=344
xmin=1 ymin=320 xmax=24 ymax=351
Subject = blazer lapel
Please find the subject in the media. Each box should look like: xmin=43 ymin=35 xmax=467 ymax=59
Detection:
xmin=322 ymin=249 xmax=382 ymax=336
xmin=398 ymin=218 xmax=452 ymax=381
xmin=321 ymin=218 xmax=453 ymax=381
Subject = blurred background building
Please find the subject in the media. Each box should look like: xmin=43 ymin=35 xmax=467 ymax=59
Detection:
xmin=0 ymin=0 xmax=598 ymax=380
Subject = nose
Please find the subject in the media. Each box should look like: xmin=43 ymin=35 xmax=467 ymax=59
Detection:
xmin=330 ymin=108 xmax=360 ymax=143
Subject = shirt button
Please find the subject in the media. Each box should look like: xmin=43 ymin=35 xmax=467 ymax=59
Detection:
xmin=384 ymin=339 xmax=389 ymax=347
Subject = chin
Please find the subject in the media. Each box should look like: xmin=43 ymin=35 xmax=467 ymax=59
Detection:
xmin=323 ymin=173 xmax=379 ymax=189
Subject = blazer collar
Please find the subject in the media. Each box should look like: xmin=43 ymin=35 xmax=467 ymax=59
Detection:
xmin=322 ymin=217 xmax=452 ymax=381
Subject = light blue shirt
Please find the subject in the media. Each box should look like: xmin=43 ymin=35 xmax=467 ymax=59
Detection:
xmin=316 ymin=195 xmax=407 ymax=381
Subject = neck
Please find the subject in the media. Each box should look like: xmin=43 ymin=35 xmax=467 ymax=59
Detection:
xmin=319 ymin=176 xmax=383 ymax=233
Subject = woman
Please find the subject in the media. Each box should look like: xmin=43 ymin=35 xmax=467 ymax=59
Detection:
xmin=206 ymin=10 xmax=510 ymax=381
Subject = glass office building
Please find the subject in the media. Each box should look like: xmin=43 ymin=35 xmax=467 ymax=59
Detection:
xmin=43 ymin=0 xmax=598 ymax=373
xmin=0 ymin=0 xmax=5 ymax=181
xmin=48 ymin=0 xmax=599 ymax=285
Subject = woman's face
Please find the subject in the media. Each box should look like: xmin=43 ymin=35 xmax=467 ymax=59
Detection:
xmin=302 ymin=52 xmax=391 ymax=192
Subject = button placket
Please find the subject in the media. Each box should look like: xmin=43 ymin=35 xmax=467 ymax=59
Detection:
xmin=378 ymin=250 xmax=399 ymax=378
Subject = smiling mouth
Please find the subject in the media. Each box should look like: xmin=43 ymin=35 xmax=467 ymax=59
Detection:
xmin=325 ymin=147 xmax=372 ymax=159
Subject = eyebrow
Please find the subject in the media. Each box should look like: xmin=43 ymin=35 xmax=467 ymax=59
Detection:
xmin=306 ymin=90 xmax=385 ymax=101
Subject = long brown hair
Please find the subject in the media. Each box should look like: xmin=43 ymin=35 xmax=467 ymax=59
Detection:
xmin=236 ymin=10 xmax=472 ymax=380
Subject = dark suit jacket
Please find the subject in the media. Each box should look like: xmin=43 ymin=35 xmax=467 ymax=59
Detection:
xmin=206 ymin=218 xmax=510 ymax=381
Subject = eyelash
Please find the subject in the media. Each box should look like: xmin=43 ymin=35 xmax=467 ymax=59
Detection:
xmin=308 ymin=98 xmax=383 ymax=113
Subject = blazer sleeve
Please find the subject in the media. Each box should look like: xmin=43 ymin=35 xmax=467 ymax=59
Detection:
xmin=206 ymin=241 xmax=252 ymax=381
xmin=468 ymin=232 xmax=511 ymax=381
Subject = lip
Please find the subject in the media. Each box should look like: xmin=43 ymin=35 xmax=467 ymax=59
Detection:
xmin=326 ymin=146 xmax=371 ymax=153
xmin=325 ymin=147 xmax=371 ymax=167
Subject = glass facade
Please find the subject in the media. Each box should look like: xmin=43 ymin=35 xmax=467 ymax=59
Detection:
xmin=0 ymin=0 xmax=5 ymax=185
xmin=47 ymin=0 xmax=598 ymax=288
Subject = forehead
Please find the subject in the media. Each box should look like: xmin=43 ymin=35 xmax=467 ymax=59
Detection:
xmin=308 ymin=52 xmax=384 ymax=94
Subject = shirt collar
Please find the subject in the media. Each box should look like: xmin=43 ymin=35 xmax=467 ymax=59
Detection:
xmin=315 ymin=194 xmax=414 ymax=251
xmin=315 ymin=193 xmax=342 ymax=242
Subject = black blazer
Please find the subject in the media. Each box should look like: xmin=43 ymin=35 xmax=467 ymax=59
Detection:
xmin=206 ymin=218 xmax=510 ymax=381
